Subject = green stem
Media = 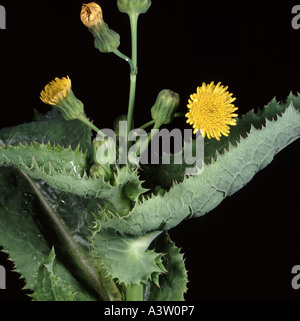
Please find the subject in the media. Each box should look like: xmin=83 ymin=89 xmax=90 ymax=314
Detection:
xmin=127 ymin=12 xmax=139 ymax=150
xmin=139 ymin=113 xmax=186 ymax=130
xmin=127 ymin=74 xmax=137 ymax=135
xmin=139 ymin=119 xmax=155 ymax=130
xmin=126 ymin=283 xmax=144 ymax=301
xmin=129 ymin=13 xmax=138 ymax=74
xmin=77 ymin=114 xmax=105 ymax=137
xmin=136 ymin=122 xmax=161 ymax=157
xmin=174 ymin=112 xmax=185 ymax=118
xmin=113 ymin=49 xmax=134 ymax=73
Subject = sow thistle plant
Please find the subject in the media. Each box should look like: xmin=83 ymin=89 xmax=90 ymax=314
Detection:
xmin=0 ymin=1 xmax=300 ymax=301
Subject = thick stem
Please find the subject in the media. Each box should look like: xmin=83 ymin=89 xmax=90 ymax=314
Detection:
xmin=126 ymin=283 xmax=144 ymax=301
xmin=127 ymin=12 xmax=139 ymax=150
xmin=129 ymin=13 xmax=138 ymax=74
xmin=127 ymin=74 xmax=137 ymax=135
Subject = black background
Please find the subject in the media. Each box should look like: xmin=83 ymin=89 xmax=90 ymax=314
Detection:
xmin=1 ymin=0 xmax=300 ymax=301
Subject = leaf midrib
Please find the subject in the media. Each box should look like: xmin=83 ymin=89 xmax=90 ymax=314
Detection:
xmin=19 ymin=170 xmax=103 ymax=300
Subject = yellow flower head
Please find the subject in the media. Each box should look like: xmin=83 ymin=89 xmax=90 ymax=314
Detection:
xmin=40 ymin=76 xmax=84 ymax=121
xmin=40 ymin=76 xmax=71 ymax=106
xmin=186 ymin=81 xmax=238 ymax=140
xmin=81 ymin=2 xmax=103 ymax=28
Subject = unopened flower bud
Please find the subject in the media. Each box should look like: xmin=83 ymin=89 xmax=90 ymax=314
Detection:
xmin=151 ymin=89 xmax=180 ymax=127
xmin=81 ymin=3 xmax=120 ymax=53
xmin=93 ymin=137 xmax=116 ymax=165
xmin=40 ymin=76 xmax=84 ymax=121
xmin=89 ymin=163 xmax=112 ymax=182
xmin=153 ymin=185 xmax=166 ymax=196
xmin=117 ymin=0 xmax=151 ymax=15
xmin=80 ymin=2 xmax=103 ymax=28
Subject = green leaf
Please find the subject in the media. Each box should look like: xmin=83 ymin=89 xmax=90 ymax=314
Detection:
xmin=0 ymin=142 xmax=87 ymax=175
xmin=0 ymin=112 xmax=147 ymax=207
xmin=0 ymin=141 xmax=112 ymax=198
xmin=35 ymin=181 xmax=97 ymax=251
xmin=31 ymin=248 xmax=76 ymax=301
xmin=0 ymin=167 xmax=50 ymax=289
xmin=0 ymin=110 xmax=103 ymax=300
xmin=100 ymin=98 xmax=300 ymax=235
xmin=0 ymin=109 xmax=92 ymax=153
xmin=0 ymin=168 xmax=96 ymax=301
xmin=144 ymin=233 xmax=187 ymax=301
xmin=143 ymin=94 xmax=300 ymax=189
xmin=91 ymin=230 xmax=165 ymax=285
xmin=0 ymin=142 xmax=148 ymax=210
xmin=0 ymin=142 xmax=108 ymax=198
xmin=20 ymin=170 xmax=114 ymax=300
xmin=0 ymin=111 xmax=99 ymax=248
xmin=92 ymin=258 xmax=124 ymax=301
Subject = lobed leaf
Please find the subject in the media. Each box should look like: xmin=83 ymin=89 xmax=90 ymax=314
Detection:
xmin=0 ymin=109 xmax=92 ymax=153
xmin=144 ymin=233 xmax=187 ymax=301
xmin=100 ymin=98 xmax=300 ymax=235
xmin=143 ymin=93 xmax=300 ymax=189
xmin=0 ymin=142 xmax=87 ymax=176
xmin=31 ymin=248 xmax=76 ymax=301
xmin=91 ymin=230 xmax=164 ymax=285
xmin=0 ymin=168 xmax=96 ymax=300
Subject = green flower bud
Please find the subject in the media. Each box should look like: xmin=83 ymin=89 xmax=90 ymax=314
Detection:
xmin=153 ymin=185 xmax=166 ymax=196
xmin=92 ymin=138 xmax=102 ymax=163
xmin=117 ymin=0 xmax=151 ymax=15
xmin=81 ymin=3 xmax=120 ymax=53
xmin=89 ymin=163 xmax=112 ymax=182
xmin=92 ymin=23 xmax=120 ymax=53
xmin=92 ymin=137 xmax=116 ymax=165
xmin=151 ymin=89 xmax=180 ymax=127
